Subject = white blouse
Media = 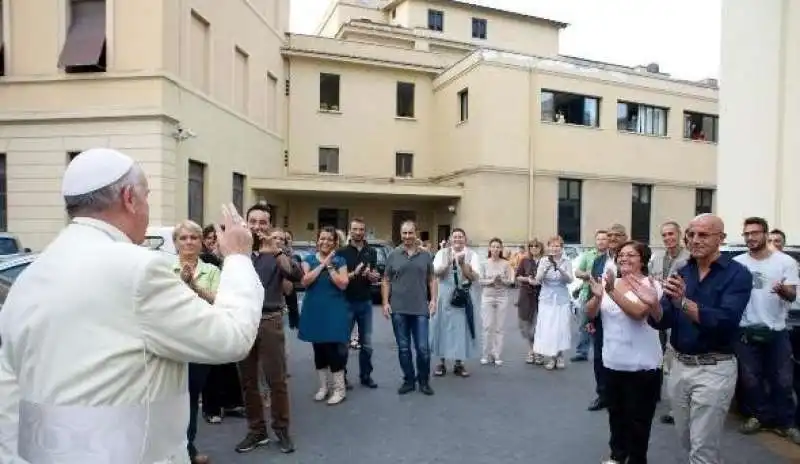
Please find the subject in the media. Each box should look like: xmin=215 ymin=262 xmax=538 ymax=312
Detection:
xmin=600 ymin=278 xmax=663 ymax=372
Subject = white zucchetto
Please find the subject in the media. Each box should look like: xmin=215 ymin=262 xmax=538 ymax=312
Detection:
xmin=62 ymin=148 xmax=135 ymax=197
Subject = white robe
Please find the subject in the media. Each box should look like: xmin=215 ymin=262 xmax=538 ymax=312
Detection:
xmin=0 ymin=218 xmax=264 ymax=463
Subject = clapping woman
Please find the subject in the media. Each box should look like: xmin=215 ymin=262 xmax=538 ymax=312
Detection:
xmin=299 ymin=226 xmax=351 ymax=405
xmin=585 ymin=241 xmax=663 ymax=464
xmin=532 ymin=236 xmax=574 ymax=370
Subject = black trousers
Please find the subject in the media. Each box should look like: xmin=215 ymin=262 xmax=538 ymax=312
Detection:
xmin=313 ymin=342 xmax=346 ymax=373
xmin=593 ymin=317 xmax=608 ymax=399
xmin=188 ymin=363 xmax=211 ymax=459
xmin=202 ymin=362 xmax=243 ymax=417
xmin=606 ymin=368 xmax=661 ymax=464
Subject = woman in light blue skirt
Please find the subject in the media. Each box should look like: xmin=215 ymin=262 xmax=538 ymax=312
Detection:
xmin=430 ymin=228 xmax=482 ymax=378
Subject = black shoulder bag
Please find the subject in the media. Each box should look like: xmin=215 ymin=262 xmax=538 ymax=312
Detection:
xmin=449 ymin=259 xmax=471 ymax=308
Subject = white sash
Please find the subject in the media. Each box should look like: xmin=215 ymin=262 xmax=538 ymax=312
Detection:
xmin=18 ymin=394 xmax=189 ymax=464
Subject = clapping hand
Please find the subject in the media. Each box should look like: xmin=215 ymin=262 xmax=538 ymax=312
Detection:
xmin=627 ymin=276 xmax=659 ymax=306
xmin=180 ymin=264 xmax=195 ymax=284
xmin=588 ymin=276 xmax=604 ymax=298
xmin=663 ymin=274 xmax=686 ymax=301
xmin=603 ymin=269 xmax=616 ymax=293
xmin=322 ymin=252 xmax=336 ymax=267
xmin=354 ymin=262 xmax=365 ymax=275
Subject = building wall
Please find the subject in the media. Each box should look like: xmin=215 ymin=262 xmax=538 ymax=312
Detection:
xmin=0 ymin=0 xmax=288 ymax=249
xmin=719 ymin=0 xmax=800 ymax=242
xmin=393 ymin=0 xmax=560 ymax=57
xmin=287 ymin=57 xmax=436 ymax=179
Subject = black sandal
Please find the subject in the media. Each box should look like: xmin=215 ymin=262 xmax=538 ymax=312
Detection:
xmin=434 ymin=364 xmax=446 ymax=376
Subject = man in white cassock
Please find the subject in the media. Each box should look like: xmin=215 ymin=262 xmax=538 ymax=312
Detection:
xmin=0 ymin=148 xmax=264 ymax=463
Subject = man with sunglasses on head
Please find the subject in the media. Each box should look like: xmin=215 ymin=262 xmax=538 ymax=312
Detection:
xmin=649 ymin=214 xmax=752 ymax=464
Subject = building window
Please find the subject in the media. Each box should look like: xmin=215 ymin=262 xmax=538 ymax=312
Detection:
xmin=233 ymin=47 xmax=250 ymax=115
xmin=318 ymin=147 xmax=340 ymax=174
xmin=189 ymin=10 xmax=211 ymax=92
xmin=557 ymin=178 xmax=582 ymax=244
xmin=319 ymin=73 xmax=340 ymax=111
xmin=684 ymin=111 xmax=718 ymax=143
xmin=428 ymin=9 xmax=444 ymax=31
xmin=695 ymin=188 xmax=714 ymax=215
xmin=59 ymin=0 xmax=107 ymax=73
xmin=458 ymin=88 xmax=469 ymax=122
xmin=541 ymin=90 xmax=599 ymax=127
xmin=318 ymin=208 xmax=348 ymax=231
xmin=395 ymin=152 xmax=413 ymax=177
xmin=0 ymin=0 xmax=6 ymax=77
xmin=396 ymin=82 xmax=415 ymax=118
xmin=631 ymin=184 xmax=653 ymax=243
xmin=232 ymin=173 xmax=245 ymax=213
xmin=471 ymin=18 xmax=487 ymax=39
xmin=617 ymin=102 xmax=668 ymax=136
xmin=0 ymin=154 xmax=6 ymax=232
xmin=188 ymin=161 xmax=206 ymax=225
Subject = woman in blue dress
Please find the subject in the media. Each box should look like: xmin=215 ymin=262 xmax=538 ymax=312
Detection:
xmin=298 ymin=226 xmax=351 ymax=405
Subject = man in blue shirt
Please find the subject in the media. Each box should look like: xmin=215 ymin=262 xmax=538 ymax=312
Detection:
xmin=650 ymin=214 xmax=752 ymax=464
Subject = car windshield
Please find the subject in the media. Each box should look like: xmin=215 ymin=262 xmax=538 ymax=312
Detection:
xmin=142 ymin=236 xmax=166 ymax=251
xmin=0 ymin=238 xmax=20 ymax=255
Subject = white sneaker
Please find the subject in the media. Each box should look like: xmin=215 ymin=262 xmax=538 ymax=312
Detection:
xmin=544 ymin=359 xmax=556 ymax=370
xmin=480 ymin=358 xmax=490 ymax=365
xmin=494 ymin=359 xmax=504 ymax=366
xmin=556 ymin=357 xmax=566 ymax=369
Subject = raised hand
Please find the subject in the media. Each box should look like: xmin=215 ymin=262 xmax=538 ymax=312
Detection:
xmin=215 ymin=203 xmax=253 ymax=257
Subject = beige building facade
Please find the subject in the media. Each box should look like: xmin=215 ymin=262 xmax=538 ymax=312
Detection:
xmin=0 ymin=0 xmax=719 ymax=250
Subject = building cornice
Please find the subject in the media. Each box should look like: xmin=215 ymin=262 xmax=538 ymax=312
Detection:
xmin=282 ymin=48 xmax=443 ymax=73
xmin=432 ymin=165 xmax=717 ymax=189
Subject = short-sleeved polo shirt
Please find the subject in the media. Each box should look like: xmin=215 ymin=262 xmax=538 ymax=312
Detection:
xmin=384 ymin=246 xmax=433 ymax=316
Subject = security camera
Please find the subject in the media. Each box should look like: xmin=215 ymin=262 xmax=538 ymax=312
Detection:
xmin=172 ymin=125 xmax=197 ymax=141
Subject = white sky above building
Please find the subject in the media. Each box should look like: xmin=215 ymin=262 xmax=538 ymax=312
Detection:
xmin=289 ymin=0 xmax=721 ymax=81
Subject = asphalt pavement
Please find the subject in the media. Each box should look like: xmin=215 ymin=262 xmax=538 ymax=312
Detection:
xmin=196 ymin=304 xmax=790 ymax=464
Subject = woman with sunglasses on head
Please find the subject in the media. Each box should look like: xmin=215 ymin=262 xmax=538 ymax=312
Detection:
xmin=585 ymin=240 xmax=663 ymax=464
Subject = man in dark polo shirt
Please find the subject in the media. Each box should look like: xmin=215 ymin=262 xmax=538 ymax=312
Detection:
xmin=339 ymin=217 xmax=379 ymax=388
xmin=650 ymin=214 xmax=752 ymax=463
xmin=382 ymin=220 xmax=436 ymax=396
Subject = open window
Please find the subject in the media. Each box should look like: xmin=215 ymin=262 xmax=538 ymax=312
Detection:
xmin=58 ymin=0 xmax=107 ymax=74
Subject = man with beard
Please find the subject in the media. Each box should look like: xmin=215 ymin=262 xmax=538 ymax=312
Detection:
xmin=733 ymin=217 xmax=800 ymax=443
xmin=339 ymin=218 xmax=380 ymax=389
xmin=235 ymin=204 xmax=302 ymax=454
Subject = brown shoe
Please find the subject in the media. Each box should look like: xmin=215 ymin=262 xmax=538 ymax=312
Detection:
xmin=191 ymin=455 xmax=210 ymax=464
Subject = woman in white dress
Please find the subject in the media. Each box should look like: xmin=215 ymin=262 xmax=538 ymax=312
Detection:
xmin=585 ymin=240 xmax=663 ymax=464
xmin=532 ymin=236 xmax=574 ymax=370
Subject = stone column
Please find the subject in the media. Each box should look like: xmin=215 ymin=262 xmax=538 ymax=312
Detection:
xmin=718 ymin=0 xmax=800 ymax=241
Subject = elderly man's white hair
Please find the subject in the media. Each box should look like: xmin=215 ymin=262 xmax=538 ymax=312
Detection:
xmin=63 ymin=148 xmax=146 ymax=218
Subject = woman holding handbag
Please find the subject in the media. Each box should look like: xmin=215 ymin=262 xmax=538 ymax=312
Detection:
xmin=430 ymin=228 xmax=482 ymax=378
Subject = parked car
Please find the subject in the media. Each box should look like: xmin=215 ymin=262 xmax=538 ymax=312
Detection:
xmin=0 ymin=253 xmax=39 ymax=319
xmin=0 ymin=232 xmax=32 ymax=260
xmin=143 ymin=226 xmax=176 ymax=254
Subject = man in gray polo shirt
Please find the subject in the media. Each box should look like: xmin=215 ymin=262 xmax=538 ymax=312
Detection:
xmin=382 ymin=220 xmax=437 ymax=396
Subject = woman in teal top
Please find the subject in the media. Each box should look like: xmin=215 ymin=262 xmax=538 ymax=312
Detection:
xmin=299 ymin=226 xmax=351 ymax=406
xmin=172 ymin=220 xmax=220 ymax=464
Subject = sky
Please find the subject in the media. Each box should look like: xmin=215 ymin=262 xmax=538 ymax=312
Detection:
xmin=288 ymin=0 xmax=721 ymax=81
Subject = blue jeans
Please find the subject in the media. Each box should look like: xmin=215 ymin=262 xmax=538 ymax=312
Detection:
xmin=575 ymin=304 xmax=592 ymax=357
xmin=390 ymin=312 xmax=431 ymax=385
xmin=348 ymin=299 xmax=374 ymax=380
xmin=736 ymin=329 xmax=794 ymax=427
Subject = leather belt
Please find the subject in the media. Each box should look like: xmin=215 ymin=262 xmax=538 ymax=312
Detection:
xmin=674 ymin=352 xmax=734 ymax=366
